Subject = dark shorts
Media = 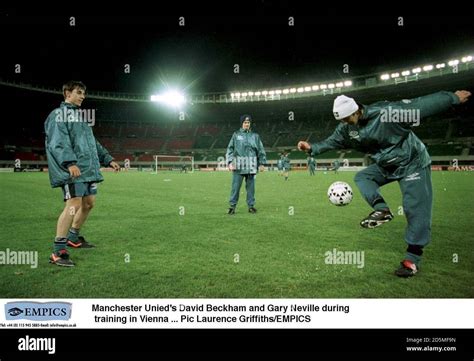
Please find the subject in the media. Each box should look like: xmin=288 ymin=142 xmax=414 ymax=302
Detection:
xmin=61 ymin=182 xmax=98 ymax=201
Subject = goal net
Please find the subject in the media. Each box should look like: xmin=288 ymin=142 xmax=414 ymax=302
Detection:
xmin=153 ymin=155 xmax=194 ymax=173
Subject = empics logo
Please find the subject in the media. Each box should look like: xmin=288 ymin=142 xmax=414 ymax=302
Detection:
xmin=18 ymin=335 xmax=56 ymax=354
xmin=8 ymin=307 xmax=24 ymax=316
xmin=5 ymin=302 xmax=72 ymax=321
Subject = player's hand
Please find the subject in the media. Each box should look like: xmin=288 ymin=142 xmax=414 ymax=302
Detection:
xmin=109 ymin=161 xmax=121 ymax=172
xmin=455 ymin=90 xmax=471 ymax=103
xmin=228 ymin=163 xmax=235 ymax=171
xmin=298 ymin=141 xmax=311 ymax=152
xmin=68 ymin=165 xmax=81 ymax=178
xmin=259 ymin=165 xmax=265 ymax=172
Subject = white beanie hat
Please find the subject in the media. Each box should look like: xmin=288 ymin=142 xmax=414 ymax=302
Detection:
xmin=333 ymin=95 xmax=358 ymax=120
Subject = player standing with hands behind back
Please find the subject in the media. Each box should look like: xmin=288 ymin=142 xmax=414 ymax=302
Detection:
xmin=298 ymin=90 xmax=471 ymax=277
xmin=45 ymin=81 xmax=121 ymax=267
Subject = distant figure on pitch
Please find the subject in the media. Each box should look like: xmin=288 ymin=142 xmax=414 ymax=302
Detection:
xmin=281 ymin=152 xmax=291 ymax=181
xmin=277 ymin=154 xmax=284 ymax=176
xmin=308 ymin=156 xmax=316 ymax=176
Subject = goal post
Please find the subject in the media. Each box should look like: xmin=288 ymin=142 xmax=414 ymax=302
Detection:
xmin=153 ymin=155 xmax=194 ymax=173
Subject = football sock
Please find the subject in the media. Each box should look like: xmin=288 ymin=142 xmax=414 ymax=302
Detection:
xmin=372 ymin=197 xmax=389 ymax=211
xmin=54 ymin=237 xmax=67 ymax=252
xmin=67 ymin=227 xmax=80 ymax=243
xmin=405 ymin=245 xmax=423 ymax=266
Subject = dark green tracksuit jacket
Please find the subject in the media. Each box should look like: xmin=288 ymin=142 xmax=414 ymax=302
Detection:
xmin=226 ymin=128 xmax=267 ymax=207
xmin=226 ymin=128 xmax=267 ymax=174
xmin=309 ymin=91 xmax=460 ymax=254
xmin=45 ymin=102 xmax=114 ymax=188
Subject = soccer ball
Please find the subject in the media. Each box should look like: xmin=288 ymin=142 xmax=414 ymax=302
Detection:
xmin=327 ymin=181 xmax=353 ymax=206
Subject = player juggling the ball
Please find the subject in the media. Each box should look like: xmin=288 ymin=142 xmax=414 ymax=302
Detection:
xmin=45 ymin=81 xmax=120 ymax=267
xmin=298 ymin=90 xmax=471 ymax=277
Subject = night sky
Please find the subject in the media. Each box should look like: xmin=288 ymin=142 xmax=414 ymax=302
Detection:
xmin=1 ymin=11 xmax=473 ymax=95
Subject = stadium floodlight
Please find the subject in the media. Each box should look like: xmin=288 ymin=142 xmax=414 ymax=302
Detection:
xmin=412 ymin=67 xmax=422 ymax=74
xmin=283 ymin=89 xmax=289 ymax=94
xmin=380 ymin=74 xmax=390 ymax=80
xmin=304 ymin=86 xmax=312 ymax=92
xmin=328 ymin=83 xmax=335 ymax=89
xmin=401 ymin=70 xmax=411 ymax=76
xmin=248 ymin=91 xmax=254 ymax=96
xmin=262 ymin=90 xmax=268 ymax=95
xmin=275 ymin=90 xmax=282 ymax=95
xmin=150 ymin=91 xmax=186 ymax=107
xmin=255 ymin=91 xmax=261 ymax=96
xmin=312 ymin=85 xmax=320 ymax=90
xmin=343 ymin=80 xmax=352 ymax=87
xmin=297 ymin=87 xmax=304 ymax=93
xmin=269 ymin=90 xmax=275 ymax=95
xmin=241 ymin=92 xmax=248 ymax=97
xmin=448 ymin=60 xmax=459 ymax=66
xmin=319 ymin=84 xmax=327 ymax=89
xmin=290 ymin=88 xmax=297 ymax=93
xmin=234 ymin=92 xmax=241 ymax=97
xmin=390 ymin=72 xmax=400 ymax=78
xmin=423 ymin=65 xmax=433 ymax=71
xmin=336 ymin=82 xmax=343 ymax=88
xmin=461 ymin=56 xmax=472 ymax=62
xmin=436 ymin=63 xmax=446 ymax=69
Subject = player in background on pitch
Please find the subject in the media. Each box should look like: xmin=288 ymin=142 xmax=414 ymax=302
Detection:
xmin=45 ymin=81 xmax=120 ymax=267
xmin=277 ymin=153 xmax=284 ymax=176
xmin=308 ymin=156 xmax=316 ymax=176
xmin=281 ymin=151 xmax=291 ymax=181
xmin=331 ymin=159 xmax=341 ymax=174
xmin=298 ymin=90 xmax=471 ymax=277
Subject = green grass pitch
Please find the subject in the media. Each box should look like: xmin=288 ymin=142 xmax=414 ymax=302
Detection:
xmin=0 ymin=170 xmax=473 ymax=298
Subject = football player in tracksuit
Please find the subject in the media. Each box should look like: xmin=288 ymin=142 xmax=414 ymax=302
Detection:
xmin=298 ymin=90 xmax=471 ymax=277
xmin=308 ymin=157 xmax=316 ymax=175
xmin=45 ymin=81 xmax=120 ymax=267
xmin=226 ymin=114 xmax=267 ymax=214
xmin=281 ymin=152 xmax=291 ymax=181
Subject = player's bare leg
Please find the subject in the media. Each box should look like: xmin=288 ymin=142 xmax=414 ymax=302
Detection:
xmin=50 ymin=197 xmax=82 ymax=267
xmin=57 ymin=197 xmax=83 ymax=237
xmin=72 ymin=195 xmax=95 ymax=230
xmin=67 ymin=195 xmax=96 ymax=248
